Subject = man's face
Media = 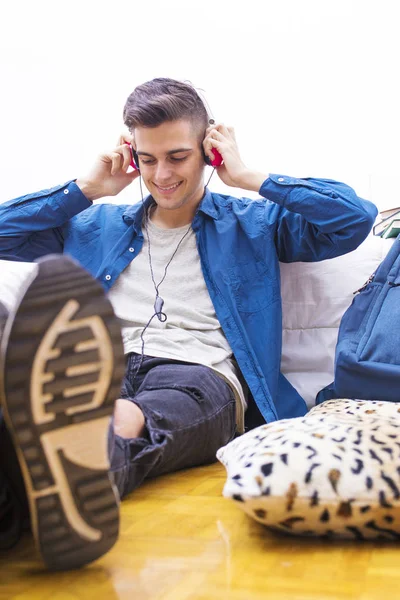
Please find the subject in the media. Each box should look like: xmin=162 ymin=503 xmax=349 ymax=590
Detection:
xmin=134 ymin=119 xmax=206 ymax=213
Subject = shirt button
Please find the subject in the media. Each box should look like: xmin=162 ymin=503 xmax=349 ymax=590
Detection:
xmin=64 ymin=189 xmax=69 ymax=194
xmin=278 ymin=177 xmax=285 ymax=182
xmin=129 ymin=247 xmax=134 ymax=253
xmin=105 ymin=274 xmax=111 ymax=281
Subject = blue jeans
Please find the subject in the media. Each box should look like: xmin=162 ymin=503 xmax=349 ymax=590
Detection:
xmin=109 ymin=353 xmax=237 ymax=498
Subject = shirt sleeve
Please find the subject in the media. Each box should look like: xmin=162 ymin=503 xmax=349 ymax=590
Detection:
xmin=259 ymin=174 xmax=378 ymax=263
xmin=0 ymin=180 xmax=92 ymax=262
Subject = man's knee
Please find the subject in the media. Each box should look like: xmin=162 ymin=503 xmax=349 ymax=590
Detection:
xmin=113 ymin=398 xmax=146 ymax=439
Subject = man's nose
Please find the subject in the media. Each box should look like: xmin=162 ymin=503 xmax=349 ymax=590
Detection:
xmin=155 ymin=161 xmax=173 ymax=181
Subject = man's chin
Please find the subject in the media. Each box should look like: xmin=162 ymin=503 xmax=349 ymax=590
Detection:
xmin=151 ymin=189 xmax=186 ymax=209
xmin=154 ymin=197 xmax=185 ymax=210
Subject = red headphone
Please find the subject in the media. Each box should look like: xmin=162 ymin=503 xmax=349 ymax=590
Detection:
xmin=126 ymin=145 xmax=222 ymax=170
xmin=125 ymin=123 xmax=223 ymax=171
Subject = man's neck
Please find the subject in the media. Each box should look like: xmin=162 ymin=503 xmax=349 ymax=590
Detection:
xmin=150 ymin=191 xmax=205 ymax=229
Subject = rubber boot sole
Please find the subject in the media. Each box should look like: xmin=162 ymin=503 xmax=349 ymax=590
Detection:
xmin=0 ymin=255 xmax=125 ymax=570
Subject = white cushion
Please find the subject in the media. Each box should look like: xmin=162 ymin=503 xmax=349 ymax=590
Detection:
xmin=280 ymin=236 xmax=393 ymax=407
xmin=218 ymin=399 xmax=400 ymax=540
xmin=0 ymin=260 xmax=37 ymax=312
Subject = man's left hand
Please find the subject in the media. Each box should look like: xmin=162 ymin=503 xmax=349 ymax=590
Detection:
xmin=203 ymin=124 xmax=266 ymax=192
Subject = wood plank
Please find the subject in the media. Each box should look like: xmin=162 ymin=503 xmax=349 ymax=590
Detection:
xmin=0 ymin=463 xmax=399 ymax=599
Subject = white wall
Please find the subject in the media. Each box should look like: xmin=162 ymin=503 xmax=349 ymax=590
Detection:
xmin=0 ymin=0 xmax=399 ymax=210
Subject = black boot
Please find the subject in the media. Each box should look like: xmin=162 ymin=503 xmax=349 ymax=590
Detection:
xmin=0 ymin=256 xmax=124 ymax=570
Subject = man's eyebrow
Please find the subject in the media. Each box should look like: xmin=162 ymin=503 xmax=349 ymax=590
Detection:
xmin=136 ymin=148 xmax=193 ymax=157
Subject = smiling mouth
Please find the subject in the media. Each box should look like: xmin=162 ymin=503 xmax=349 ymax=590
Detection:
xmin=154 ymin=182 xmax=183 ymax=192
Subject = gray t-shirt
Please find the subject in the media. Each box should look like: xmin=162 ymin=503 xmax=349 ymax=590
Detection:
xmin=108 ymin=214 xmax=246 ymax=431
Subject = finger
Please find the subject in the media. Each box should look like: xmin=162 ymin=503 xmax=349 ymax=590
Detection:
xmin=209 ymin=123 xmax=235 ymax=141
xmin=117 ymin=131 xmax=133 ymax=146
xmin=202 ymin=137 xmax=212 ymax=161
xmin=110 ymin=152 xmax=123 ymax=176
xmin=213 ymin=123 xmax=232 ymax=137
xmin=121 ymin=144 xmax=133 ymax=172
xmin=110 ymin=153 xmax=118 ymax=176
xmin=113 ymin=144 xmax=133 ymax=172
xmin=203 ymin=136 xmax=223 ymax=161
xmin=208 ymin=128 xmax=225 ymax=142
xmin=203 ymin=137 xmax=216 ymax=162
xmin=216 ymin=123 xmax=233 ymax=138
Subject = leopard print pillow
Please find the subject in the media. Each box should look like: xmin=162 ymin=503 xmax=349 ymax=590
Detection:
xmin=217 ymin=399 xmax=400 ymax=540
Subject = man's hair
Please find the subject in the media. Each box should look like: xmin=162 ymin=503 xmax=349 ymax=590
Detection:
xmin=123 ymin=78 xmax=209 ymax=136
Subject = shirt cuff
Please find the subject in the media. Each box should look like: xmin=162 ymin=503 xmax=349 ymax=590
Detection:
xmin=58 ymin=180 xmax=93 ymax=217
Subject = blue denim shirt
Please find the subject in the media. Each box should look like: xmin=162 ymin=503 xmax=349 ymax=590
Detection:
xmin=0 ymin=175 xmax=377 ymax=425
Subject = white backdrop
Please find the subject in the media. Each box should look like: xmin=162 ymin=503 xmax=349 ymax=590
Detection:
xmin=0 ymin=0 xmax=398 ymax=210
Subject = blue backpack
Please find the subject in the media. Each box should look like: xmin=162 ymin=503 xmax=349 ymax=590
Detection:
xmin=316 ymin=235 xmax=400 ymax=404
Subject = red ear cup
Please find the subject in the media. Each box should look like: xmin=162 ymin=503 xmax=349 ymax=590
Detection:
xmin=125 ymin=143 xmax=139 ymax=170
xmin=203 ymin=147 xmax=223 ymax=167
xmin=209 ymin=148 xmax=223 ymax=167
xmin=206 ymin=119 xmax=223 ymax=167
xmin=126 ymin=142 xmax=221 ymax=169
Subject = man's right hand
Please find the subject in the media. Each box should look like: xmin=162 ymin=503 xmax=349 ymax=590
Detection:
xmin=76 ymin=133 xmax=140 ymax=202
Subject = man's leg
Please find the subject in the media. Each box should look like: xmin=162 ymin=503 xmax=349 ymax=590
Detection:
xmin=0 ymin=256 xmax=125 ymax=570
xmin=0 ymin=404 xmax=30 ymax=550
xmin=0 ymin=453 xmax=22 ymax=551
xmin=0 ymin=301 xmax=7 ymax=338
xmin=0 ymin=300 xmax=27 ymax=550
xmin=110 ymin=354 xmax=237 ymax=498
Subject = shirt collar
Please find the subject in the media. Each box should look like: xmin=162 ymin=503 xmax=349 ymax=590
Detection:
xmin=197 ymin=187 xmax=218 ymax=220
xmin=122 ymin=195 xmax=152 ymax=233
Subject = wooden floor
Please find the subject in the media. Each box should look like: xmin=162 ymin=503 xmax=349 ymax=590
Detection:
xmin=1 ymin=463 xmax=400 ymax=600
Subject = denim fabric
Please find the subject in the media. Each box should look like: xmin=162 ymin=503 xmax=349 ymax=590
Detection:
xmin=0 ymin=466 xmax=22 ymax=550
xmin=109 ymin=353 xmax=237 ymax=499
xmin=0 ymin=178 xmax=378 ymax=424
xmin=0 ymin=409 xmax=30 ymax=550
xmin=0 ymin=301 xmax=7 ymax=339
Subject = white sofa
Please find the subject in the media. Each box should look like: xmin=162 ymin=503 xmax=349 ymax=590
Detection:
xmin=0 ymin=234 xmax=391 ymax=413
xmin=280 ymin=234 xmax=393 ymax=409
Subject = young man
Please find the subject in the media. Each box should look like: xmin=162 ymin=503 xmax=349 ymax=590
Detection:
xmin=0 ymin=78 xmax=378 ymax=569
